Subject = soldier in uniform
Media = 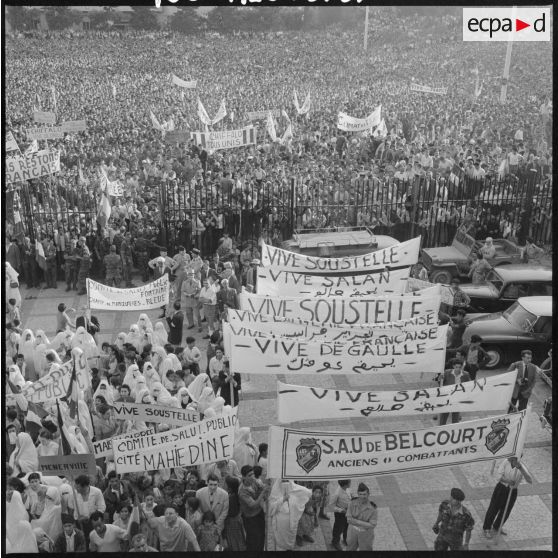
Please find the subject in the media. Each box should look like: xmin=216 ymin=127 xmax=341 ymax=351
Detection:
xmin=172 ymin=245 xmax=191 ymax=297
xmin=75 ymin=236 xmax=91 ymax=295
xmin=190 ymin=248 xmax=203 ymax=280
xmin=112 ymin=226 xmax=125 ymax=254
xmin=44 ymin=237 xmax=58 ymax=289
xmin=96 ymin=229 xmax=112 ymax=281
xmin=120 ymin=232 xmax=135 ymax=288
xmin=104 ymin=245 xmax=122 ymax=287
xmin=134 ymin=229 xmax=151 ymax=283
xmin=181 ymin=269 xmax=202 ymax=331
xmin=64 ymin=239 xmax=78 ymax=291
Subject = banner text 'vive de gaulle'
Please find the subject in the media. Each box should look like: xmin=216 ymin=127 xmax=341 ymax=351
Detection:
xmin=268 ymin=410 xmax=528 ymax=480
xmin=87 ymin=275 xmax=169 ymax=311
xmin=276 ymin=371 xmax=517 ymax=422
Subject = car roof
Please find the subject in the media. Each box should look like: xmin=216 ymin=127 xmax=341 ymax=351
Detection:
xmin=493 ymin=265 xmax=552 ymax=281
xmin=518 ymin=296 xmax=553 ymax=316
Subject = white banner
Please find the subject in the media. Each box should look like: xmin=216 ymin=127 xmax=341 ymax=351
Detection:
xmin=6 ymin=149 xmax=61 ymax=184
xmin=171 ymin=74 xmax=197 ymax=88
xmin=60 ymin=120 xmax=87 ymax=133
xmin=93 ymin=427 xmax=157 ymax=459
xmin=18 ymin=362 xmax=72 ymax=404
xmin=268 ymin=410 xmax=528 ymax=480
xmin=87 ymin=276 xmax=169 ymax=311
xmin=406 ymin=277 xmax=454 ymax=306
xmin=227 ymin=309 xmax=440 ymax=343
xmin=337 ymin=105 xmax=382 ymax=132
xmin=106 ymin=179 xmax=124 ymax=197
xmin=114 ymin=409 xmax=238 ymax=474
xmin=33 ymin=111 xmax=56 ymax=124
xmin=277 ymin=371 xmax=518 ymax=422
xmin=410 ymin=83 xmax=448 ymax=95
xmin=239 ymin=288 xmax=441 ymax=325
xmin=111 ymin=401 xmax=201 ymax=426
xmin=27 ymin=126 xmax=65 ymax=140
xmin=6 ymin=131 xmax=20 ymax=152
xmin=229 ymin=324 xmax=447 ymax=375
xmin=248 ymin=109 xmax=280 ymax=120
xmin=190 ymin=127 xmax=256 ymax=151
xmin=260 ymin=237 xmax=421 ymax=275
xmin=257 ymin=266 xmax=411 ymax=298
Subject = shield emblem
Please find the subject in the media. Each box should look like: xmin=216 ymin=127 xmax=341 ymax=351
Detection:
xmin=295 ymin=438 xmax=322 ymax=473
xmin=485 ymin=419 xmax=510 ymax=455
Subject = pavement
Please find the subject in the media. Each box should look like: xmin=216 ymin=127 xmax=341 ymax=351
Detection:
xmin=15 ymin=276 xmax=553 ymax=552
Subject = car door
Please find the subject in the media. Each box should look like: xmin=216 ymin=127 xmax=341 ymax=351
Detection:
xmin=498 ymin=282 xmax=531 ymax=312
xmin=529 ymin=316 xmax=552 ymax=361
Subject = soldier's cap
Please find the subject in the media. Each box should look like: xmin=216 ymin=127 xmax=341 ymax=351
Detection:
xmin=192 ymin=248 xmax=200 ymax=254
xmin=357 ymin=483 xmax=369 ymax=493
xmin=450 ymin=487 xmax=465 ymax=502
xmin=110 ymin=245 xmax=116 ymax=251
xmin=159 ymin=247 xmax=167 ymax=252
xmin=79 ymin=236 xmax=86 ymax=242
xmin=223 ymin=262 xmax=233 ymax=269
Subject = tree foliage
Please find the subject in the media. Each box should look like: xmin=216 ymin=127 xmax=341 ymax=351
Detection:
xmin=44 ymin=7 xmax=80 ymax=31
xmin=170 ymin=7 xmax=204 ymax=34
xmin=6 ymin=6 xmax=40 ymax=31
xmin=129 ymin=6 xmax=159 ymax=31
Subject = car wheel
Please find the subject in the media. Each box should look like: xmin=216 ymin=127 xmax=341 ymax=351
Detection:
xmin=484 ymin=346 xmax=504 ymax=370
xmin=430 ymin=269 xmax=453 ymax=284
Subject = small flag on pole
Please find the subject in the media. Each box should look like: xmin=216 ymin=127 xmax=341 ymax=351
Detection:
xmin=51 ymin=85 xmax=57 ymax=112
xmin=35 ymin=239 xmax=47 ymax=271
xmin=56 ymin=399 xmax=73 ymax=456
xmin=97 ymin=193 xmax=111 ymax=230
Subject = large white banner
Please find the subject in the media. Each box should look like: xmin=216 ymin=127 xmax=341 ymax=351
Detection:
xmin=111 ymin=401 xmax=200 ymax=426
xmin=33 ymin=111 xmax=56 ymax=124
xmin=410 ymin=83 xmax=448 ymax=95
xmin=6 ymin=149 xmax=61 ymax=184
xmin=93 ymin=427 xmax=157 ymax=459
xmin=260 ymin=237 xmax=421 ymax=274
xmin=172 ymin=74 xmax=197 ymax=88
xmin=27 ymin=126 xmax=65 ymax=140
xmin=114 ymin=409 xmax=238 ymax=474
xmin=248 ymin=109 xmax=280 ymax=120
xmin=239 ymin=288 xmax=441 ymax=325
xmin=406 ymin=277 xmax=454 ymax=306
xmin=257 ymin=266 xmax=411 ymax=298
xmin=190 ymin=127 xmax=256 ymax=151
xmin=87 ymin=276 xmax=169 ymax=311
xmin=337 ymin=105 xmax=382 ymax=132
xmin=268 ymin=410 xmax=528 ymax=480
xmin=277 ymin=371 xmax=518 ymax=422
xmin=5 ymin=131 xmax=20 ymax=152
xmin=229 ymin=324 xmax=447 ymax=375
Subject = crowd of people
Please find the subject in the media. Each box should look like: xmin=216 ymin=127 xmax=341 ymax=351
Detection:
xmin=4 ymin=11 xmax=553 ymax=553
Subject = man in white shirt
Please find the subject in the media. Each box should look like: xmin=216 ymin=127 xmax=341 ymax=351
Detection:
xmin=196 ymin=474 xmax=229 ymax=536
xmin=208 ymin=347 xmax=226 ymax=379
xmin=199 ymin=278 xmax=218 ymax=338
xmin=482 ymin=456 xmax=533 ymax=538
xmin=66 ymin=475 xmax=106 ymax=540
xmin=183 ymin=336 xmax=202 ymax=375
xmin=89 ymin=510 xmax=128 ymax=552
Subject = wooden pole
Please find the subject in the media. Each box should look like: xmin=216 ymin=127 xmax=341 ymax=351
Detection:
xmin=500 ymin=6 xmax=516 ymax=104
xmin=364 ymin=6 xmax=369 ymax=52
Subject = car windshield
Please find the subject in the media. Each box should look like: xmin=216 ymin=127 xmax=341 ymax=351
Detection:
xmin=502 ymin=302 xmax=538 ymax=332
xmin=485 ymin=269 xmax=504 ymax=292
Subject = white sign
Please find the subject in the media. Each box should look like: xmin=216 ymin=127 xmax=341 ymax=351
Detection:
xmin=410 ymin=83 xmax=448 ymax=95
xmin=114 ymin=409 xmax=238 ymax=474
xmin=106 ymin=179 xmax=124 ymax=197
xmin=6 ymin=149 xmax=61 ymax=184
xmin=60 ymin=120 xmax=87 ymax=133
xmin=229 ymin=325 xmax=447 ymax=375
xmin=276 ymin=371 xmax=518 ymax=422
xmin=406 ymin=277 xmax=454 ymax=306
xmin=260 ymin=237 xmax=421 ymax=274
xmin=111 ymin=401 xmax=201 ymax=426
xmin=87 ymin=276 xmax=169 ymax=311
xmin=5 ymin=132 xmax=20 ymax=152
xmin=93 ymin=428 xmax=157 ymax=459
xmin=190 ymin=127 xmax=256 ymax=151
xmin=268 ymin=410 xmax=528 ymax=480
xmin=337 ymin=105 xmax=382 ymax=132
xmin=171 ymin=74 xmax=197 ymax=88
xmin=257 ymin=267 xmax=411 ymax=298
xmin=248 ymin=109 xmax=280 ymax=120
xmin=239 ymin=288 xmax=441 ymax=325
xmin=27 ymin=126 xmax=65 ymax=140
xmin=33 ymin=111 xmax=56 ymax=124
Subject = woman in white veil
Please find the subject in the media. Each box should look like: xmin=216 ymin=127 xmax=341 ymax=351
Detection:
xmin=151 ymin=345 xmax=167 ymax=373
xmin=126 ymin=324 xmax=142 ymax=352
xmin=6 ymin=488 xmax=38 ymax=554
xmin=137 ymin=313 xmax=154 ymax=333
xmin=233 ymin=427 xmax=258 ymax=469
xmin=150 ymin=382 xmax=173 ymax=406
xmin=268 ymin=479 xmax=312 ymax=550
xmin=20 ymin=329 xmax=37 ymax=381
xmin=35 ymin=329 xmax=51 ymax=347
xmin=152 ymin=322 xmax=168 ymax=347
xmin=7 ymin=364 xmax=26 ymax=390
xmin=143 ymin=362 xmax=160 ymax=390
xmin=115 ymin=332 xmax=127 ymax=351
xmin=187 ymin=373 xmax=212 ymax=404
xmin=123 ymin=363 xmax=142 ymax=396
xmin=9 ymin=432 xmax=39 ymax=476
xmin=72 ymin=326 xmax=100 ymax=367
xmin=5 ymin=261 xmax=22 ymax=310
xmin=30 ymin=486 xmax=63 ymax=541
xmin=33 ymin=344 xmax=49 ymax=378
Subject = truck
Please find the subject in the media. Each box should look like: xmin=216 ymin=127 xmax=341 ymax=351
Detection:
xmin=421 ymin=229 xmax=522 ymax=284
xmin=281 ymin=226 xmax=399 ymax=258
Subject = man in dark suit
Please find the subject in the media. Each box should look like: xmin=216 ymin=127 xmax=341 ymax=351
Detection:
xmin=438 ymin=359 xmax=471 ymax=425
xmin=53 ymin=514 xmax=86 ymax=553
xmin=76 ymin=308 xmax=100 ymax=341
xmin=166 ymin=300 xmax=184 ymax=346
xmin=507 ymin=350 xmax=537 ymax=412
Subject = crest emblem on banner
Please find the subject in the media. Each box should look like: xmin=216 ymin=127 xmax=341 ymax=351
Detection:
xmin=485 ymin=418 xmax=510 ymax=454
xmin=295 ymin=438 xmax=322 ymax=473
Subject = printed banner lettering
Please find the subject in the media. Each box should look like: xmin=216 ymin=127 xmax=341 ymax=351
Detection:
xmin=60 ymin=120 xmax=87 ymax=133
xmin=33 ymin=111 xmax=56 ymax=124
xmin=106 ymin=179 xmax=124 ymax=197
xmin=39 ymin=454 xmax=97 ymax=477
xmin=268 ymin=410 xmax=528 ymax=480
xmin=27 ymin=126 xmax=65 ymax=140
xmin=277 ymin=371 xmax=518 ymax=422
xmin=257 ymin=267 xmax=411 ymax=298
xmin=190 ymin=127 xmax=256 ymax=151
xmin=18 ymin=362 xmax=73 ymax=403
xmin=172 ymin=74 xmax=197 ymax=88
xmin=260 ymin=237 xmax=421 ymax=274
xmin=410 ymin=83 xmax=448 ymax=95
xmin=114 ymin=409 xmax=238 ymax=474
xmin=229 ymin=324 xmax=447 ymax=375
xmin=111 ymin=401 xmax=200 ymax=426
xmin=6 ymin=149 xmax=61 ymax=184
xmin=164 ymin=130 xmax=191 ymax=144
xmin=407 ymin=277 xmax=454 ymax=306
xmin=248 ymin=109 xmax=281 ymax=120
xmin=87 ymin=276 xmax=169 ymax=311
xmin=93 ymin=428 xmax=157 ymax=459
xmin=239 ymin=289 xmax=441 ymax=325
xmin=337 ymin=105 xmax=381 ymax=132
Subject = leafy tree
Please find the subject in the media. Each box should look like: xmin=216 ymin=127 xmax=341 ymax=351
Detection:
xmin=129 ymin=6 xmax=159 ymax=31
xmin=44 ymin=6 xmax=79 ymax=30
xmin=6 ymin=5 xmax=37 ymax=31
xmin=170 ymin=6 xmax=203 ymax=34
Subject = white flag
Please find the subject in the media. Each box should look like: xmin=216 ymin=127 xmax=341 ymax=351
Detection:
xmin=211 ymin=99 xmax=227 ymax=125
xmin=171 ymin=74 xmax=197 ymax=88
xmin=198 ymin=98 xmax=212 ymax=126
xmin=111 ymin=83 xmax=116 ymax=99
xmin=299 ymin=92 xmax=311 ymax=115
xmin=293 ymin=90 xmax=301 ymax=113
xmin=373 ymin=118 xmax=388 ymax=139
xmin=279 ymin=122 xmax=293 ymax=145
xmin=24 ymin=140 xmax=39 ymax=155
xmin=150 ymin=110 xmax=163 ymax=131
xmin=266 ymin=112 xmax=277 ymax=142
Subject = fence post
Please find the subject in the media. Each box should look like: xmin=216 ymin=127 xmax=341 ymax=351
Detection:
xmin=517 ymin=170 xmax=537 ymax=245
xmin=289 ymin=177 xmax=295 ymax=237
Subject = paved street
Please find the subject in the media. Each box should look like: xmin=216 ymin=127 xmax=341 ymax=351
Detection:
xmin=18 ymin=280 xmax=553 ymax=551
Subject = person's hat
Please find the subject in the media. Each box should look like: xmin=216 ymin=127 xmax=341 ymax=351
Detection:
xmin=187 ymin=269 xmax=195 ymax=275
xmin=450 ymin=487 xmax=465 ymax=502
xmin=485 ymin=237 xmax=493 ymax=242
xmin=251 ymin=259 xmax=260 ymax=265
xmin=192 ymin=248 xmax=200 ymax=254
xmin=357 ymin=482 xmax=370 ymax=493
xmin=79 ymin=236 xmax=86 ymax=242
xmin=159 ymin=246 xmax=167 ymax=252
xmin=110 ymin=245 xmax=116 ymax=251
xmin=223 ymin=262 xmax=233 ymax=269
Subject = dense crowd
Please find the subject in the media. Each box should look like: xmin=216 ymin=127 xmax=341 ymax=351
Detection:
xmin=4 ymin=13 xmax=553 ymax=553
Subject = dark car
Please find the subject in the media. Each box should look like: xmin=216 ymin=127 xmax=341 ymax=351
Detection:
xmin=459 ymin=264 xmax=552 ymax=313
xmin=462 ymin=296 xmax=552 ymax=370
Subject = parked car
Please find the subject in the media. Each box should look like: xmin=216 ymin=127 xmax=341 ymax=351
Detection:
xmin=421 ymin=229 xmax=522 ymax=284
xmin=281 ymin=226 xmax=398 ymax=258
xmin=462 ymin=296 xmax=552 ymax=369
xmin=459 ymin=264 xmax=552 ymax=313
